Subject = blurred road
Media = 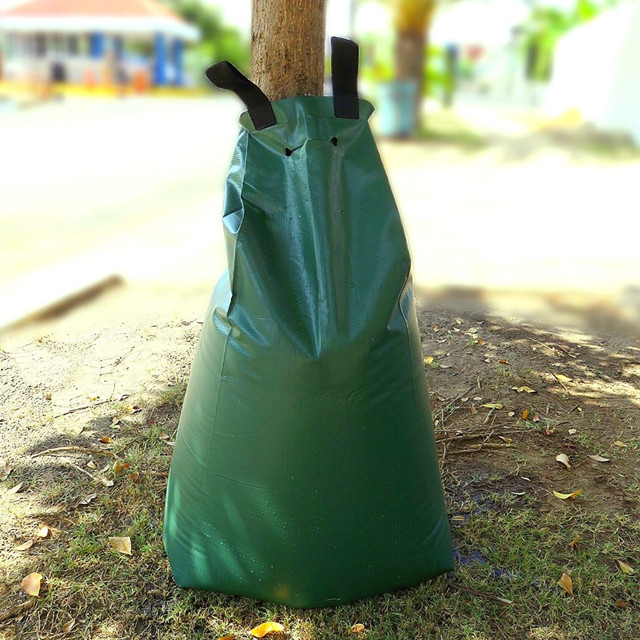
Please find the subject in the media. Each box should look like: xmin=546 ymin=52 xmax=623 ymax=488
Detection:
xmin=1 ymin=97 xmax=639 ymax=326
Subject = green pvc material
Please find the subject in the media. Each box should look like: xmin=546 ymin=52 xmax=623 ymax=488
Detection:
xmin=163 ymin=93 xmax=453 ymax=608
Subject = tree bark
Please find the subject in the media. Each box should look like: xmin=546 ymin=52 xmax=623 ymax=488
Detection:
xmin=395 ymin=29 xmax=427 ymax=120
xmin=251 ymin=0 xmax=327 ymax=101
xmin=393 ymin=0 xmax=436 ymax=132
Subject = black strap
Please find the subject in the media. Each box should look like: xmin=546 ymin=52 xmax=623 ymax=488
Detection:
xmin=331 ymin=37 xmax=359 ymax=119
xmin=205 ymin=61 xmax=277 ymax=130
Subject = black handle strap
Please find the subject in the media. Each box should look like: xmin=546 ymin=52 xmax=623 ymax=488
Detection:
xmin=205 ymin=61 xmax=277 ymax=130
xmin=331 ymin=37 xmax=359 ymax=119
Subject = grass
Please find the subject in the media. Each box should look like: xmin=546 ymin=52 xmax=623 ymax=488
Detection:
xmin=1 ymin=393 xmax=638 ymax=640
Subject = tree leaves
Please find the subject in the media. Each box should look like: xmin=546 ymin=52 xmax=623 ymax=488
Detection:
xmin=555 ymin=454 xmax=571 ymax=470
xmin=350 ymin=623 xmax=366 ymax=634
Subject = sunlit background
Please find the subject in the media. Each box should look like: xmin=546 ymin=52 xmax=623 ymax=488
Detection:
xmin=1 ymin=0 xmax=639 ymax=334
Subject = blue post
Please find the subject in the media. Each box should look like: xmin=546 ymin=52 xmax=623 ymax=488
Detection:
xmin=89 ymin=32 xmax=105 ymax=59
xmin=113 ymin=35 xmax=124 ymax=60
xmin=172 ymin=39 xmax=184 ymax=86
xmin=153 ymin=33 xmax=167 ymax=86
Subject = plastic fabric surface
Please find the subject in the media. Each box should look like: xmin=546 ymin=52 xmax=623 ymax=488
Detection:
xmin=163 ymin=94 xmax=453 ymax=608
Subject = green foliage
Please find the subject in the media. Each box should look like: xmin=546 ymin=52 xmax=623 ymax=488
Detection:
xmin=166 ymin=0 xmax=250 ymax=73
xmin=522 ymin=0 xmax=616 ymax=82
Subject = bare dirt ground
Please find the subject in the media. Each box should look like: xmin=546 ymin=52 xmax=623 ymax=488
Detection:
xmin=1 ymin=280 xmax=638 ymax=640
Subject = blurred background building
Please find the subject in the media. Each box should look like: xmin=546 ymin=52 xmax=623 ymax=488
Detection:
xmin=0 ymin=0 xmax=199 ymax=90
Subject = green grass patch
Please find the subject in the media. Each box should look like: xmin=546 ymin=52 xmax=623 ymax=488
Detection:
xmin=1 ymin=403 xmax=638 ymax=640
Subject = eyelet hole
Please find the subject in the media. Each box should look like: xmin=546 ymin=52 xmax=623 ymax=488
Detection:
xmin=284 ymin=147 xmax=293 ymax=156
xmin=331 ymin=137 xmax=338 ymax=146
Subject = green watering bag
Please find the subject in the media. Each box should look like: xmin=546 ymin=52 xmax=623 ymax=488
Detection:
xmin=164 ymin=38 xmax=452 ymax=608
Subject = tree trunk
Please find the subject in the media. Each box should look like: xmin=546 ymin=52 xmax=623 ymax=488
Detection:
xmin=251 ymin=0 xmax=327 ymax=101
xmin=394 ymin=29 xmax=427 ymax=127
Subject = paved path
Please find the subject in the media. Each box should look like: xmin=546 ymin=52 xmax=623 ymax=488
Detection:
xmin=1 ymin=97 xmax=639 ymax=326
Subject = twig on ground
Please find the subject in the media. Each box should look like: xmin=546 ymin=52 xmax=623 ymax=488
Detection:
xmin=435 ymin=429 xmax=530 ymax=444
xmin=32 ymin=446 xmax=115 ymax=459
xmin=448 ymin=580 xmax=513 ymax=605
xmin=52 ymin=398 xmax=114 ymax=418
xmin=529 ymin=337 xmax=576 ymax=358
xmin=551 ymin=372 xmax=569 ymax=393
xmin=62 ymin=462 xmax=113 ymax=487
xmin=0 ymin=599 xmax=36 ymax=623
xmin=449 ymin=443 xmax=513 ymax=455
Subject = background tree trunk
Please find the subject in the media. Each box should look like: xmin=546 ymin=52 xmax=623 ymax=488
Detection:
xmin=251 ymin=0 xmax=327 ymax=101
xmin=395 ymin=29 xmax=427 ymax=122
xmin=393 ymin=0 xmax=437 ymax=131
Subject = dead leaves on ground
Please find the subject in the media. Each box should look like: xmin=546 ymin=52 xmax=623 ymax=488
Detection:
xmin=250 ymin=621 xmax=285 ymax=637
xmin=568 ymin=534 xmax=582 ymax=550
xmin=350 ymin=623 xmax=366 ymax=634
xmin=552 ymin=489 xmax=583 ymax=501
xmin=61 ymin=619 xmax=76 ymax=633
xmin=108 ymin=536 xmax=132 ymax=556
xmin=21 ymin=573 xmax=43 ymax=597
xmin=557 ymin=572 xmax=574 ymax=596
xmin=588 ymin=454 xmax=610 ymax=463
xmin=512 ymin=386 xmax=537 ymax=394
xmin=617 ymin=560 xmax=635 ymax=575
xmin=555 ymin=454 xmax=571 ymax=470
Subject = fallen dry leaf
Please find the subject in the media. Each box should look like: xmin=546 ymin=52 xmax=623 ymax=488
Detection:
xmin=454 ymin=317 xmax=463 ymax=325
xmin=498 ymin=359 xmax=508 ymax=365
xmin=36 ymin=526 xmax=50 ymax=539
xmin=499 ymin=436 xmax=513 ymax=444
xmin=615 ymin=599 xmax=630 ymax=608
xmin=433 ymin=326 xmax=441 ymax=332
xmin=62 ymin=619 xmax=76 ymax=633
xmin=482 ymin=403 xmax=503 ymax=410
xmin=130 ymin=471 xmax=141 ymax=483
xmin=532 ymin=413 xmax=540 ymax=422
xmin=113 ymin=460 xmax=130 ymax=474
xmin=440 ymin=364 xmax=452 ymax=369
xmin=557 ymin=572 xmax=573 ymax=596
xmin=477 ymin=339 xmax=486 ymax=346
xmin=555 ymin=374 xmax=573 ymax=383
xmin=78 ymin=493 xmax=97 ymax=506
xmin=568 ymin=428 xmax=577 ymax=435
xmin=99 ymin=437 xmax=112 ymax=444
xmin=423 ymin=356 xmax=434 ymax=365
xmin=250 ymin=621 xmax=285 ymax=638
xmin=613 ymin=440 xmax=627 ymax=448
xmin=556 ymin=454 xmax=571 ymax=470
xmin=522 ymin=409 xmax=529 ymax=420
xmin=109 ymin=536 xmax=132 ymax=556
xmin=45 ymin=392 xmax=52 ymax=401
xmin=350 ymin=623 xmax=366 ymax=634
xmin=15 ymin=540 xmax=34 ymax=551
xmin=568 ymin=534 xmax=582 ymax=550
xmin=617 ymin=560 xmax=635 ymax=575
xmin=1 ymin=459 xmax=13 ymax=480
xmin=470 ymin=405 xmax=477 ymax=415
xmin=21 ymin=572 xmax=42 ymax=597
xmin=217 ymin=636 xmax=235 ymax=640
xmin=553 ymin=489 xmax=583 ymax=500
xmin=7 ymin=482 xmax=23 ymax=494
xmin=588 ymin=454 xmax=610 ymax=463
xmin=512 ymin=386 xmax=536 ymax=394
